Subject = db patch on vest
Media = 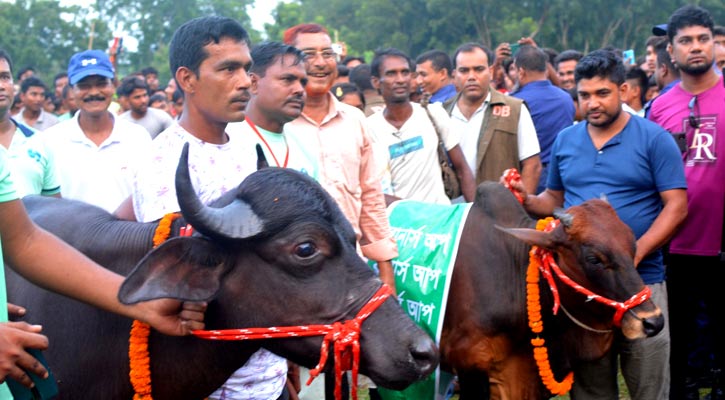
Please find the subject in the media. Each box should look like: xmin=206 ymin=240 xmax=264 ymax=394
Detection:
xmin=492 ymin=105 xmax=511 ymax=117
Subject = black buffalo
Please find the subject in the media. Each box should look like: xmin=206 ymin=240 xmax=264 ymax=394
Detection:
xmin=6 ymin=144 xmax=437 ymax=399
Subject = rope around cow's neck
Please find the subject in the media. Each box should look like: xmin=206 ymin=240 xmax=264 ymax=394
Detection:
xmin=192 ymin=284 xmax=394 ymax=400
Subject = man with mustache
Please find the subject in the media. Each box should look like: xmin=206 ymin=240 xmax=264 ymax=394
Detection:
xmin=117 ymin=16 xmax=289 ymax=400
xmin=227 ymin=41 xmax=317 ymax=175
xmin=41 ymin=50 xmax=151 ymax=213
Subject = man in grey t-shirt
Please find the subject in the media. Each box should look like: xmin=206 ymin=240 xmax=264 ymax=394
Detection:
xmin=117 ymin=76 xmax=173 ymax=138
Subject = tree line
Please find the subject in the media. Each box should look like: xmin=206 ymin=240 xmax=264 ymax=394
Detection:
xmin=2 ymin=0 xmax=724 ymax=87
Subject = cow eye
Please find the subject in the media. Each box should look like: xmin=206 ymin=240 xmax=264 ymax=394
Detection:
xmin=294 ymin=242 xmax=317 ymax=258
xmin=586 ymin=255 xmax=602 ymax=265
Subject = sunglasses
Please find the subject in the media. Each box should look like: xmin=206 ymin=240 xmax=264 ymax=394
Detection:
xmin=688 ymin=96 xmax=699 ymax=129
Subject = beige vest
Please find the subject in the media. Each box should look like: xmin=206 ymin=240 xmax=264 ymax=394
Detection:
xmin=444 ymin=90 xmax=523 ymax=184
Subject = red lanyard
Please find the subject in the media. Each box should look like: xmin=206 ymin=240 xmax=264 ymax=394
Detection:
xmin=245 ymin=117 xmax=289 ymax=168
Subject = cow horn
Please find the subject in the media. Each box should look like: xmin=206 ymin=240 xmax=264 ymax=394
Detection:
xmin=553 ymin=208 xmax=574 ymax=228
xmin=175 ymin=143 xmax=265 ymax=240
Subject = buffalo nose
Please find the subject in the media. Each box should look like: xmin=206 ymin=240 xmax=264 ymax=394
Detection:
xmin=642 ymin=314 xmax=664 ymax=337
xmin=409 ymin=335 xmax=439 ymax=377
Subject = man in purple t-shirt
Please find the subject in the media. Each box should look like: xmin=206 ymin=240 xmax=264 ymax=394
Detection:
xmin=648 ymin=5 xmax=725 ymax=398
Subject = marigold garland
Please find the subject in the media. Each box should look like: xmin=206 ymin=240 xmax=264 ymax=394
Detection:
xmin=527 ymin=217 xmax=575 ymax=396
xmin=129 ymin=213 xmax=182 ymax=400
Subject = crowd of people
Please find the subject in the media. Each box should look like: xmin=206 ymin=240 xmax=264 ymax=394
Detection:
xmin=0 ymin=3 xmax=723 ymax=400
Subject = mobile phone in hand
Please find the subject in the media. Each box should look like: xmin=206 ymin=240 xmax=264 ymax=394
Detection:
xmin=5 ymin=349 xmax=58 ymax=400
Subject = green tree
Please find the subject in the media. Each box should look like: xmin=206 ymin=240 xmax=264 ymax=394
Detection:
xmin=0 ymin=0 xmax=111 ymax=84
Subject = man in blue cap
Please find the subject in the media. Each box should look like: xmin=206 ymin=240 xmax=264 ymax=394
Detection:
xmin=40 ymin=50 xmax=151 ymax=212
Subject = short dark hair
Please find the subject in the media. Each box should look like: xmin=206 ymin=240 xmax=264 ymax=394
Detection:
xmin=554 ymin=50 xmax=583 ymax=69
xmin=349 ymin=64 xmax=374 ymax=91
xmin=331 ymin=82 xmax=365 ymax=108
xmin=645 ymin=36 xmax=661 ymax=49
xmin=653 ymin=36 xmax=678 ymax=77
xmin=337 ymin=64 xmax=349 ymax=77
xmin=415 ymin=50 xmax=452 ymax=76
xmin=172 ymin=88 xmax=185 ymax=103
xmin=149 ymin=92 xmax=167 ymax=105
xmin=541 ymin=47 xmax=559 ymax=65
xmin=625 ymin=66 xmax=648 ymax=104
xmin=61 ymin=83 xmax=73 ymax=99
xmin=53 ymin=72 xmax=68 ymax=84
xmin=0 ymin=48 xmax=13 ymax=75
xmin=117 ymin=75 xmax=149 ymax=97
xmin=141 ymin=67 xmax=158 ymax=77
xmin=169 ymin=16 xmax=250 ymax=83
xmin=513 ymin=45 xmax=547 ymax=72
xmin=16 ymin=66 xmax=34 ymax=81
xmin=249 ymin=41 xmax=305 ymax=78
xmin=20 ymin=76 xmax=47 ymax=94
xmin=283 ymin=23 xmax=328 ymax=46
xmin=452 ymin=42 xmax=494 ymax=68
xmin=341 ymin=56 xmax=364 ymax=67
xmin=667 ymin=5 xmax=714 ymax=42
xmin=370 ymin=48 xmax=411 ymax=78
xmin=715 ymin=25 xmax=725 ymax=37
xmin=575 ymin=49 xmax=625 ymax=86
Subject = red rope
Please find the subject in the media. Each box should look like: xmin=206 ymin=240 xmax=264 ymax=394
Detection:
xmin=192 ymin=284 xmax=394 ymax=400
xmin=533 ymin=219 xmax=651 ymax=327
xmin=502 ymin=168 xmax=525 ymax=204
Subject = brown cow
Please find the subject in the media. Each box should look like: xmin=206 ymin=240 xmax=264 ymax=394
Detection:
xmin=440 ymin=182 xmax=664 ymax=399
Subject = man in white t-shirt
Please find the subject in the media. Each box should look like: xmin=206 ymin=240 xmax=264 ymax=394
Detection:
xmin=41 ymin=49 xmax=151 ymax=213
xmin=117 ymin=16 xmax=289 ymax=400
xmin=366 ymin=48 xmax=475 ymax=204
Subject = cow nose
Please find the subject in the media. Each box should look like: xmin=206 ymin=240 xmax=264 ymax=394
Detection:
xmin=642 ymin=314 xmax=664 ymax=337
xmin=409 ymin=335 xmax=439 ymax=377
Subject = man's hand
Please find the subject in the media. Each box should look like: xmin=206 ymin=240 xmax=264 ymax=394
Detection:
xmin=7 ymin=303 xmax=26 ymax=319
xmin=494 ymin=43 xmax=512 ymax=64
xmin=134 ymin=299 xmax=207 ymax=336
xmin=0 ymin=322 xmax=49 ymax=387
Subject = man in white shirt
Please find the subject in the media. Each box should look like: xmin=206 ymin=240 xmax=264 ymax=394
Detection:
xmin=444 ymin=42 xmax=541 ymax=194
xmin=118 ymin=16 xmax=288 ymax=400
xmin=41 ymin=49 xmax=151 ymax=213
xmin=366 ymin=48 xmax=475 ymax=204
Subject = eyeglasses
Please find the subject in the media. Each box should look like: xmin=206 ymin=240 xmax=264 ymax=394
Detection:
xmin=301 ymin=49 xmax=337 ymax=61
xmin=688 ymin=95 xmax=699 ymax=129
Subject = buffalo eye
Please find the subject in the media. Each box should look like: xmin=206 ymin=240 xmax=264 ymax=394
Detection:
xmin=294 ymin=242 xmax=317 ymax=258
xmin=586 ymin=255 xmax=602 ymax=266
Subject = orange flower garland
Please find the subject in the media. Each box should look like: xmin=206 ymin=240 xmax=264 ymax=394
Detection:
xmin=527 ymin=217 xmax=574 ymax=396
xmin=129 ymin=213 xmax=182 ymax=400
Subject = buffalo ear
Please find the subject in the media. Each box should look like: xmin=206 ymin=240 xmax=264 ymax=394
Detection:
xmin=495 ymin=225 xmax=555 ymax=248
xmin=118 ymin=237 xmax=233 ymax=304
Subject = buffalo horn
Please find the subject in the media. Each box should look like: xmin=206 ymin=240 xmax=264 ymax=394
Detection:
xmin=175 ymin=143 xmax=265 ymax=240
xmin=553 ymin=208 xmax=574 ymax=228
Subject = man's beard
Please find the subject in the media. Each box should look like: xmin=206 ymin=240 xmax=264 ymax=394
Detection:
xmin=676 ymin=59 xmax=712 ymax=76
xmin=587 ymin=106 xmax=621 ymax=128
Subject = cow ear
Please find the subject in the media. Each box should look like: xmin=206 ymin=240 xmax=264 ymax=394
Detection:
xmin=118 ymin=237 xmax=233 ymax=304
xmin=495 ymin=225 xmax=555 ymax=248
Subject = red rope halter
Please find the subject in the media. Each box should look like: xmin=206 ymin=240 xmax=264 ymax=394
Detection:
xmin=192 ymin=284 xmax=394 ymax=400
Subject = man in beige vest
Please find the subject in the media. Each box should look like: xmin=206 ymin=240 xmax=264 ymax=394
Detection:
xmin=445 ymin=42 xmax=541 ymax=194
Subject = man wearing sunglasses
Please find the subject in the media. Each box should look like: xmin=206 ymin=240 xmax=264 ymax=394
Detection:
xmin=648 ymin=5 xmax=725 ymax=399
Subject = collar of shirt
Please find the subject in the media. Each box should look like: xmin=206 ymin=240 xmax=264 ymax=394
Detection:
xmin=299 ymin=92 xmax=344 ymax=127
xmin=68 ymin=112 xmax=122 ymax=148
xmin=450 ymin=91 xmax=491 ymax=122
xmin=430 ymin=83 xmax=457 ymax=103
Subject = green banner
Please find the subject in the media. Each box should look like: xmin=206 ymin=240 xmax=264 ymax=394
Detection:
xmin=376 ymin=200 xmax=472 ymax=400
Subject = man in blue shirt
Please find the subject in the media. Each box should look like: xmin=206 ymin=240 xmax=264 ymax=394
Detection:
xmin=512 ymin=45 xmax=575 ymax=193
xmin=415 ymin=50 xmax=457 ymax=103
xmin=509 ymin=49 xmax=687 ymax=400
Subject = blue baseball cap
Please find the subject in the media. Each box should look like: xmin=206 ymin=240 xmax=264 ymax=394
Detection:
xmin=67 ymin=50 xmax=115 ymax=85
xmin=652 ymin=24 xmax=668 ymax=36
